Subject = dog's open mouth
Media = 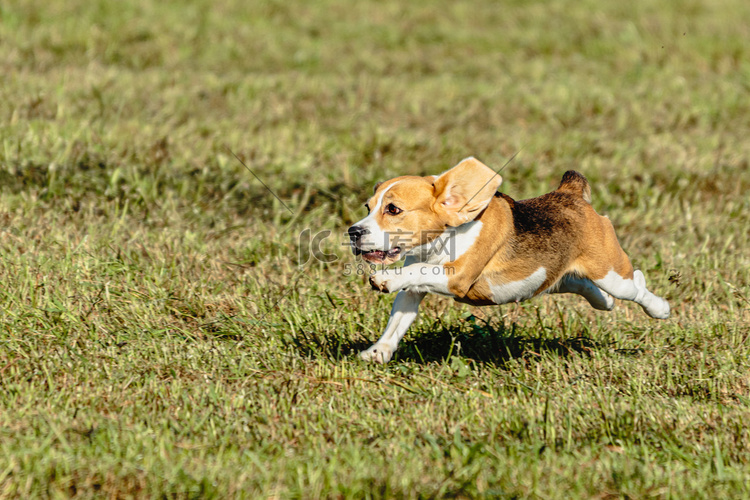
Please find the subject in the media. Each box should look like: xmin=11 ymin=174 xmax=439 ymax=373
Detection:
xmin=358 ymin=247 xmax=401 ymax=264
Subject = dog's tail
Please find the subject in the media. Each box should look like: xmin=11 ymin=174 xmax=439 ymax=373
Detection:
xmin=556 ymin=170 xmax=591 ymax=204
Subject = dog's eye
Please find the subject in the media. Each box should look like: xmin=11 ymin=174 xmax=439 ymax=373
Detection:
xmin=385 ymin=203 xmax=402 ymax=215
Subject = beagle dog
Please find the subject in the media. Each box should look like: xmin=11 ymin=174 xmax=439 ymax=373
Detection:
xmin=348 ymin=157 xmax=670 ymax=363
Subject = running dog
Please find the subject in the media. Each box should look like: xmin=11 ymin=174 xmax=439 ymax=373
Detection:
xmin=348 ymin=157 xmax=670 ymax=363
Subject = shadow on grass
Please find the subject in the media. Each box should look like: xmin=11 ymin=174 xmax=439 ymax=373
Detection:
xmin=290 ymin=316 xmax=604 ymax=366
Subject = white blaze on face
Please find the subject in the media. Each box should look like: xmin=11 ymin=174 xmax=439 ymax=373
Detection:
xmin=489 ymin=267 xmax=547 ymax=304
xmin=352 ymin=181 xmax=401 ymax=251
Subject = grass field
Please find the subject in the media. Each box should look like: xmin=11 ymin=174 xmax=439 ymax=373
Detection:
xmin=1 ymin=0 xmax=750 ymax=497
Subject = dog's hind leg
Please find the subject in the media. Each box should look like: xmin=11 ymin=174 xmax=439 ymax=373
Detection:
xmin=578 ymin=214 xmax=670 ymax=319
xmin=359 ymin=290 xmax=426 ymax=363
xmin=593 ymin=269 xmax=670 ymax=319
xmin=552 ymin=275 xmax=614 ymax=311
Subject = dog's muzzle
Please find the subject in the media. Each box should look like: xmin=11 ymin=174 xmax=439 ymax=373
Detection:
xmin=347 ymin=225 xmax=401 ymax=263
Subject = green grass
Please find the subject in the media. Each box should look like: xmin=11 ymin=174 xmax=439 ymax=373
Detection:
xmin=1 ymin=0 xmax=750 ymax=497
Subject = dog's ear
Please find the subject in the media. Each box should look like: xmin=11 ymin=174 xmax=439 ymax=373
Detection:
xmin=432 ymin=157 xmax=502 ymax=227
xmin=372 ymin=181 xmax=383 ymax=194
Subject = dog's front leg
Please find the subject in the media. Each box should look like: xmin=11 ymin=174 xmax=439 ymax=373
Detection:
xmin=360 ymin=290 xmax=426 ymax=363
xmin=369 ymin=264 xmax=451 ymax=295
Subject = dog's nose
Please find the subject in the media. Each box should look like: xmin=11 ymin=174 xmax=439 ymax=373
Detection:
xmin=348 ymin=225 xmax=368 ymax=241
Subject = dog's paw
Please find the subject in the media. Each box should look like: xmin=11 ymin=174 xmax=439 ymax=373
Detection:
xmin=369 ymin=270 xmax=399 ymax=293
xmin=641 ymin=295 xmax=670 ymax=319
xmin=359 ymin=344 xmax=394 ymax=363
xmin=633 ymin=270 xmax=670 ymax=319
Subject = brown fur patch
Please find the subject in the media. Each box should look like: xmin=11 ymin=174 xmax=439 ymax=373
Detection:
xmin=440 ymin=184 xmax=634 ymax=306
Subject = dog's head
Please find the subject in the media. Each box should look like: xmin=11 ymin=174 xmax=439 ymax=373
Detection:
xmin=348 ymin=157 xmax=503 ymax=265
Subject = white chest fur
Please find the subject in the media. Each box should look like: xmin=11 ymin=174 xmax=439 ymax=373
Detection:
xmin=408 ymin=221 xmax=483 ymax=264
